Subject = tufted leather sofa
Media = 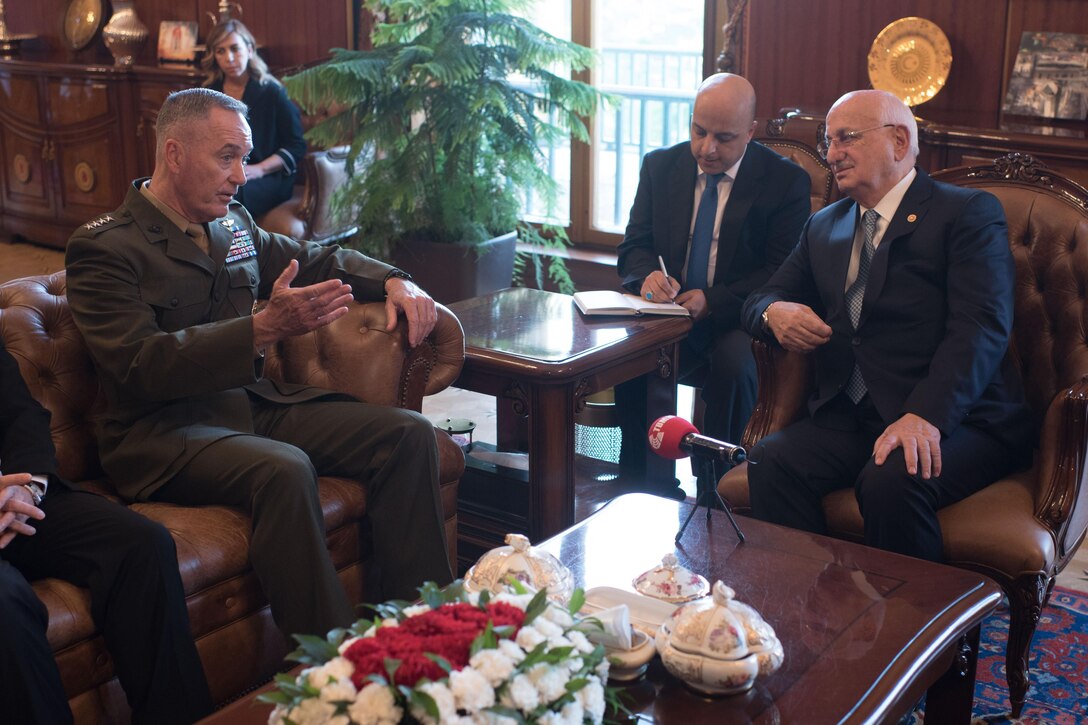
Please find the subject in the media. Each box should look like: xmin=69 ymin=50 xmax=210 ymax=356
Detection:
xmin=0 ymin=271 xmax=466 ymax=723
xmin=719 ymin=153 xmax=1088 ymax=718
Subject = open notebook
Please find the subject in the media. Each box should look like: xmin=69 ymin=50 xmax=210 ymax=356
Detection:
xmin=573 ymin=290 xmax=690 ymax=317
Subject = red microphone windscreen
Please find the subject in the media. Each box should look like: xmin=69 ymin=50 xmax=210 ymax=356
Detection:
xmin=647 ymin=415 xmax=699 ymax=459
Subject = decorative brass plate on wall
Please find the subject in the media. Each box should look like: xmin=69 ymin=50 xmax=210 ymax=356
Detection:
xmin=12 ymin=153 xmax=30 ymax=183
xmin=74 ymin=161 xmax=95 ymax=192
xmin=62 ymin=0 xmax=106 ymax=51
xmin=868 ymin=17 xmax=952 ymax=107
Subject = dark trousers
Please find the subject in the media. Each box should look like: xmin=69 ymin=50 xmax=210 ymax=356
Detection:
xmin=617 ymin=325 xmax=756 ymax=484
xmin=2 ymin=487 xmax=211 ymax=725
xmin=747 ymin=395 xmax=1017 ymax=561
xmin=153 ymin=397 xmax=452 ymax=640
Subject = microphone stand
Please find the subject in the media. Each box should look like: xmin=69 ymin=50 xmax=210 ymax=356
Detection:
xmin=675 ymin=454 xmax=745 ymax=544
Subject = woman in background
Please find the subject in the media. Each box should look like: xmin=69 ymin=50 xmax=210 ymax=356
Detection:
xmin=202 ymin=19 xmax=306 ymax=219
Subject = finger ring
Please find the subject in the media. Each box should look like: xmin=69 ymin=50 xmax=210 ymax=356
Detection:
xmin=646 ymin=292 xmax=653 ymax=300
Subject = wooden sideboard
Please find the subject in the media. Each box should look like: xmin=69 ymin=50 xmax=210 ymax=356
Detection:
xmin=0 ymin=56 xmax=200 ymax=249
xmin=919 ymin=121 xmax=1088 ymax=191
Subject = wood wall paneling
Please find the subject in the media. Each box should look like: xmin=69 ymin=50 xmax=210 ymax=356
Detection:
xmin=744 ymin=0 xmax=1009 ymax=128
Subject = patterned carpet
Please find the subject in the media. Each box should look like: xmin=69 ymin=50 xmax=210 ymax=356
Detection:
xmin=909 ymin=585 xmax=1088 ymax=724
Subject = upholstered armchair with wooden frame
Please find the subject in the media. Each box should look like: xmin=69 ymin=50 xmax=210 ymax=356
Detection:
xmin=755 ymin=109 xmax=842 ymax=213
xmin=718 ymin=153 xmax=1088 ymax=717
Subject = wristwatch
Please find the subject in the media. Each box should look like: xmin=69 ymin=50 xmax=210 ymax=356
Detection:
xmin=383 ymin=269 xmax=412 ymax=284
xmin=23 ymin=481 xmax=45 ymax=506
xmin=760 ymin=305 xmax=772 ymax=333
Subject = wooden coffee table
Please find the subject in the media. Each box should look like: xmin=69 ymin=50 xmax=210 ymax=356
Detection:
xmin=448 ymin=288 xmax=691 ymax=543
xmin=202 ymin=493 xmax=999 ymax=725
xmin=537 ymin=493 xmax=1000 ymax=724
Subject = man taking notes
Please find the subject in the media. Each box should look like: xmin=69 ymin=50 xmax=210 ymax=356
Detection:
xmin=615 ymin=73 xmax=811 ymax=490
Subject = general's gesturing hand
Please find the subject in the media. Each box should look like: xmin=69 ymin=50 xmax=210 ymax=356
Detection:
xmin=252 ymin=260 xmax=354 ymax=350
xmin=384 ymin=277 xmax=437 ymax=347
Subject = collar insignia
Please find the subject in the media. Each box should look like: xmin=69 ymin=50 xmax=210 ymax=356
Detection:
xmin=84 ymin=214 xmax=114 ymax=230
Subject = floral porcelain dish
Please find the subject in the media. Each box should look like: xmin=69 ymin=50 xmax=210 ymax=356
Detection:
xmin=463 ymin=533 xmax=574 ymax=604
xmin=632 ymin=553 xmax=710 ymax=603
xmin=605 ymin=628 xmax=656 ymax=681
xmin=655 ymin=580 xmax=784 ymax=696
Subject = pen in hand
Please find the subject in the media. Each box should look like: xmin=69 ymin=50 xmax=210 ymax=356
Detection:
xmin=657 ymin=255 xmax=678 ymax=302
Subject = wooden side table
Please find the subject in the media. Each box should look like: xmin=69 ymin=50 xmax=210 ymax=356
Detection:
xmin=448 ymin=288 xmax=691 ymax=543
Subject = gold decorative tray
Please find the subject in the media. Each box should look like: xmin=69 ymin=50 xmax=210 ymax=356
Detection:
xmin=868 ymin=16 xmax=952 ymax=107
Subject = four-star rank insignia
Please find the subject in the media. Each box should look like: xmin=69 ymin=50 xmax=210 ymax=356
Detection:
xmin=84 ymin=214 xmax=113 ymax=230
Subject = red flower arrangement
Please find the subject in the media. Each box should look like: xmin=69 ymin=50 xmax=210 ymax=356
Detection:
xmin=342 ymin=601 xmax=526 ymax=687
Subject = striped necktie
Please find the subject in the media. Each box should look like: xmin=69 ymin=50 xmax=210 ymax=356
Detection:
xmin=844 ymin=208 xmax=880 ymax=403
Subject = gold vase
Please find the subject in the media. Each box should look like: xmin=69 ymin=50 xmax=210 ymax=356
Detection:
xmin=102 ymin=0 xmax=148 ymax=67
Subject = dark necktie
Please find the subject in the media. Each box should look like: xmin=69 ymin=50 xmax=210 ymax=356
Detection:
xmin=844 ymin=208 xmax=880 ymax=403
xmin=686 ymin=173 xmax=725 ymax=290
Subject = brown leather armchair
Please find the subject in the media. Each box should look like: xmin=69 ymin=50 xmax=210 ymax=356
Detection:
xmin=0 ymin=271 xmax=464 ymax=723
xmin=257 ymin=145 xmax=359 ymax=244
xmin=756 ymin=109 xmax=842 ymax=213
xmin=718 ymin=153 xmax=1088 ymax=718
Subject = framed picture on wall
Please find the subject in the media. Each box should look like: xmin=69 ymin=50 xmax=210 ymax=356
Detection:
xmin=158 ymin=21 xmax=199 ymax=64
xmin=1003 ymin=32 xmax=1088 ymax=121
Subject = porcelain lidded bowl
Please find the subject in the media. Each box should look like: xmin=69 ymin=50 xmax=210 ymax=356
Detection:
xmin=655 ymin=580 xmax=783 ymax=696
xmin=463 ymin=533 xmax=574 ymax=604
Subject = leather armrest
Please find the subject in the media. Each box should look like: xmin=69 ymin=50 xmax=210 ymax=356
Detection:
xmin=265 ymin=300 xmax=464 ymax=411
xmin=741 ymin=338 xmax=815 ymax=448
xmin=1034 ymin=374 xmax=1088 ymax=560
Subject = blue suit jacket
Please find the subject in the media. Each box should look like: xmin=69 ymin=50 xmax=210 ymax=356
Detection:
xmin=743 ymin=169 xmax=1034 ymax=447
xmin=617 ymin=141 xmax=811 ymax=333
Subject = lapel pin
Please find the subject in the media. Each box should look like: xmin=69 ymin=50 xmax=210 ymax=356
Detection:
xmin=219 ymin=218 xmax=234 ymax=228
xmin=907 ymin=213 xmax=917 ymax=223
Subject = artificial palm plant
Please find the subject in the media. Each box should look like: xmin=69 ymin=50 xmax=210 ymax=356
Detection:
xmin=284 ymin=0 xmax=611 ymax=293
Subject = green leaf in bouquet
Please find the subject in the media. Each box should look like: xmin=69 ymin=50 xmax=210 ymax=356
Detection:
xmin=518 ymin=640 xmax=550 ymax=670
xmin=485 ymin=705 xmax=530 ymax=724
xmin=383 ymin=656 xmax=403 ymax=682
xmin=565 ymin=676 xmax=590 ymax=693
xmin=470 ymin=620 xmax=498 ymax=657
xmin=419 ymin=580 xmax=447 ymax=609
xmin=567 ymin=588 xmax=586 ymax=616
xmin=506 ymin=575 xmax=530 ymax=595
xmin=409 ymin=688 xmax=440 ymax=720
xmin=477 ymin=588 xmax=492 ymax=608
xmin=424 ymin=652 xmax=454 ymax=673
xmin=492 ymin=624 xmax=516 ymax=639
xmin=285 ymin=633 xmax=340 ymax=665
xmin=539 ymin=645 xmax=575 ymax=664
xmin=521 ymin=587 xmax=549 ymax=625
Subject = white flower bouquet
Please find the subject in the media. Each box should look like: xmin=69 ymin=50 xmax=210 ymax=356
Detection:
xmin=260 ymin=581 xmax=621 ymax=725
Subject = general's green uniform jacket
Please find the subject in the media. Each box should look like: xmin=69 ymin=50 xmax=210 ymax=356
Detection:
xmin=65 ymin=180 xmax=396 ymax=501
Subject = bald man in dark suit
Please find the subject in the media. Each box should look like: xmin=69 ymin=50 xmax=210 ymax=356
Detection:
xmin=615 ymin=73 xmax=810 ymax=489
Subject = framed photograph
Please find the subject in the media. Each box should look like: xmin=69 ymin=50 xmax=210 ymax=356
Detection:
xmin=1003 ymin=32 xmax=1088 ymax=121
xmin=158 ymin=21 xmax=198 ymax=64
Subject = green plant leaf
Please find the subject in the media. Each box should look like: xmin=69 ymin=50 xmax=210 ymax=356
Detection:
xmin=521 ymin=586 xmax=549 ymax=625
xmin=567 ymin=588 xmax=586 ymax=616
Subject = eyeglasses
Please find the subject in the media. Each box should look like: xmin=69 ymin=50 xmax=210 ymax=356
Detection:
xmin=817 ymin=124 xmax=895 ymax=159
